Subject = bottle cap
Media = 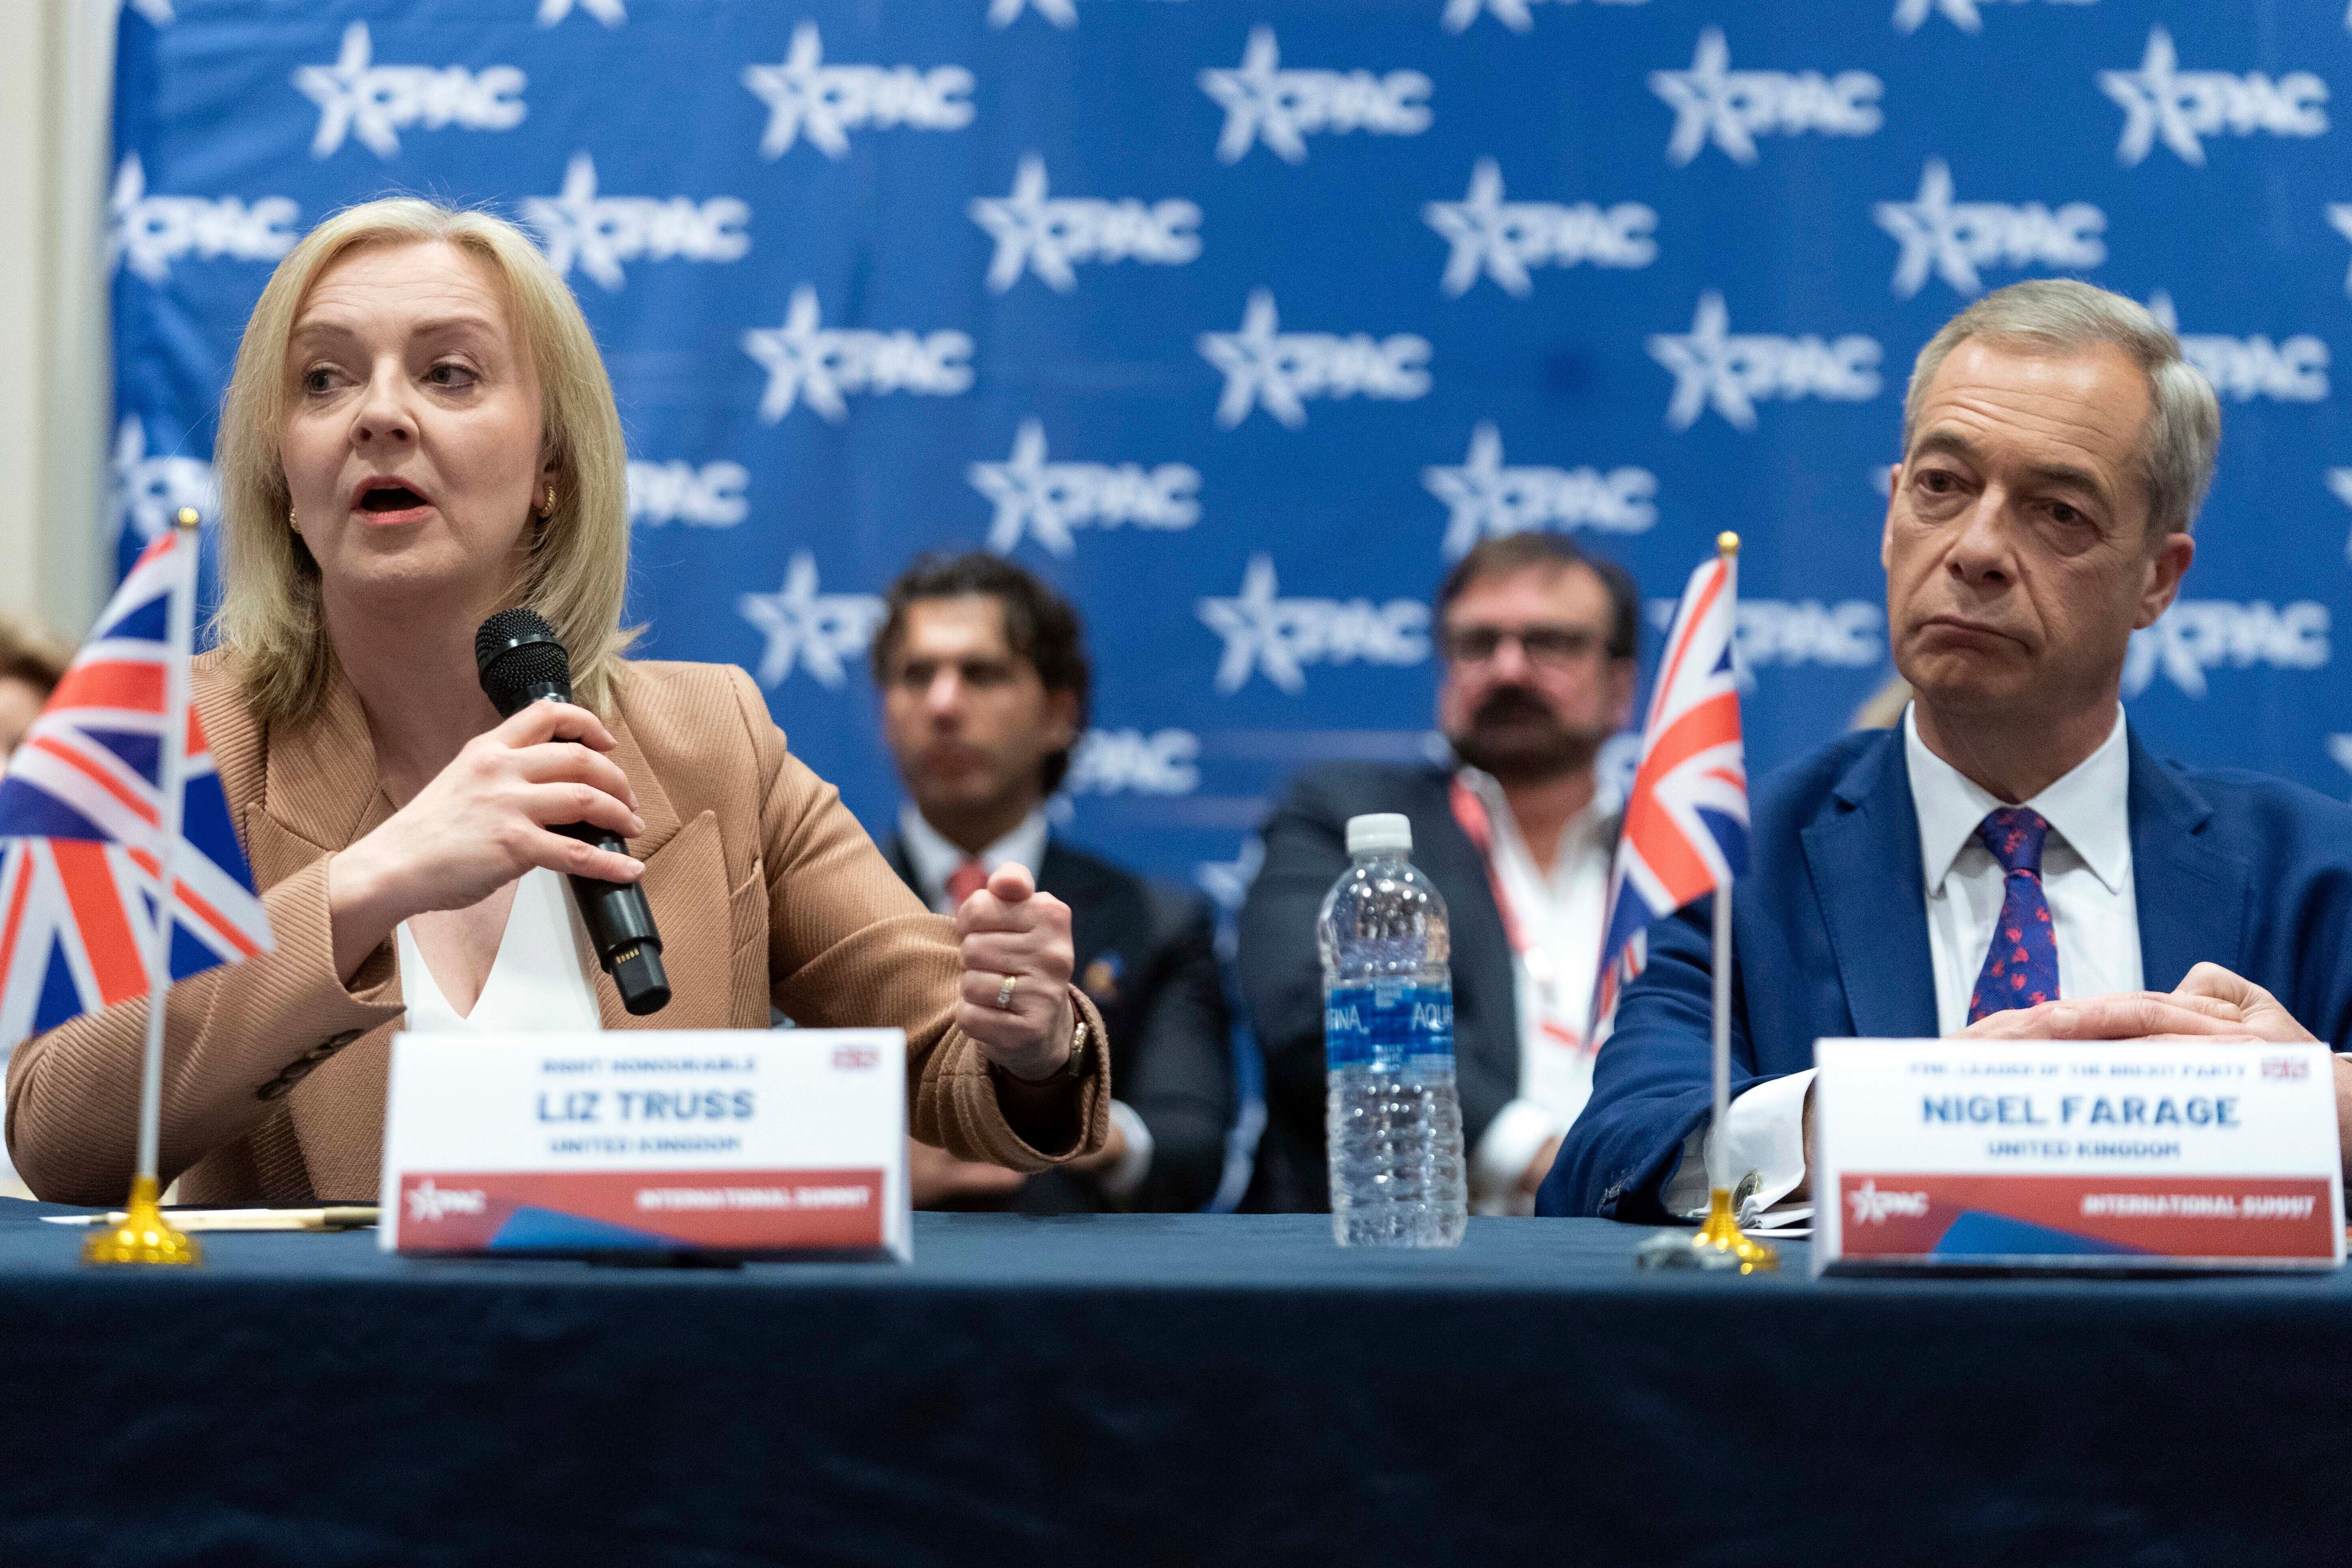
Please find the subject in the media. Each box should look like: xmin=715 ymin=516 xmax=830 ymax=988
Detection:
xmin=1346 ymin=813 xmax=1412 ymax=856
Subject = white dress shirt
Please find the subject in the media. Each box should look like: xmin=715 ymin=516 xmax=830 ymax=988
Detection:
xmin=1663 ymin=706 xmax=2139 ymax=1225
xmin=898 ymin=803 xmax=1052 ymax=917
xmin=896 ymin=802 xmax=1153 ymax=1199
xmin=1456 ymin=769 xmax=1616 ymax=1217
xmin=395 ymin=867 xmax=605 ymax=1034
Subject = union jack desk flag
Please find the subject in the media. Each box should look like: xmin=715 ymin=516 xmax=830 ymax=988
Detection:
xmin=1589 ymin=546 xmax=1750 ymax=1040
xmin=0 ymin=531 xmax=272 ymax=1050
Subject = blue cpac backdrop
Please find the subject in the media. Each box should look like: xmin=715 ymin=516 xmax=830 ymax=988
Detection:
xmin=109 ymin=0 xmax=2352 ymax=921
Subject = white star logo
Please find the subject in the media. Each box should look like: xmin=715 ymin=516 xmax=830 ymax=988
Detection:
xmin=968 ymin=155 xmax=1201 ymax=294
xmin=291 ymin=21 xmax=524 ymax=160
xmin=521 ymin=154 xmax=749 ymax=293
xmin=1192 ymin=559 xmax=1428 ymax=692
xmin=2329 ymin=735 xmax=2352 ymax=800
xmin=741 ymin=287 xmax=843 ymax=423
xmin=740 ymin=288 xmax=972 ymax=424
xmin=1196 ymin=291 xmax=1431 ymax=429
xmin=1194 ymin=836 xmax=1265 ymax=919
xmin=1649 ymin=27 xmax=1882 ymax=166
xmin=526 ymin=152 xmax=622 ymax=290
xmin=967 ymin=420 xmax=1200 ymax=555
xmin=971 ymin=155 xmax=1076 ymax=293
xmin=1442 ymin=0 xmax=1539 ymax=32
xmin=2099 ymin=28 xmax=2328 ymax=166
xmin=1648 ymin=291 xmax=1755 ymax=430
xmin=292 ymin=22 xmax=391 ymax=158
xmin=2100 ymin=27 xmax=2205 ymax=166
xmin=1875 ymin=159 xmax=1976 ymax=297
xmin=1199 ymin=290 xmax=1307 ymax=430
xmin=2329 ymin=467 xmax=2352 ymax=561
xmin=1196 ymin=27 xmax=1430 ymax=164
xmin=738 ymin=554 xmax=885 ymax=689
xmin=989 ymin=0 xmax=1078 ymax=24
xmin=109 ymin=415 xmax=217 ymax=545
xmin=107 ymin=154 xmax=157 ymax=281
xmin=1891 ymin=0 xmax=1984 ymax=32
xmin=1197 ymin=555 xmax=1311 ymax=694
xmin=743 ymin=23 xmax=849 ymax=160
xmin=108 ymin=152 xmax=302 ymax=283
xmin=1874 ymin=160 xmax=2105 ymax=300
xmin=739 ymin=23 xmax=972 ymax=160
xmin=123 ymin=0 xmax=174 ymax=22
xmin=970 ymin=420 xmax=1078 ymax=554
xmin=1649 ymin=292 xmax=1880 ymax=429
xmin=536 ymin=0 xmax=625 ymax=24
xmin=1199 ymin=28 xmax=1307 ymax=164
xmin=1650 ymin=27 xmax=1755 ymax=166
xmin=1422 ymin=424 xmax=1658 ymax=556
xmin=1425 ymin=423 xmax=1524 ymax=557
xmin=2328 ymin=205 xmax=2352 ymax=296
xmin=1424 ymin=159 xmax=1533 ymax=298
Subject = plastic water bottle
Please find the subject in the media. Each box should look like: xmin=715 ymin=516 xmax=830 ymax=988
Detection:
xmin=1321 ymin=813 xmax=1467 ymax=1248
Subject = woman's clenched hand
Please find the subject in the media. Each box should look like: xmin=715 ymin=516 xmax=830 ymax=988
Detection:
xmin=952 ymin=863 xmax=1078 ymax=1084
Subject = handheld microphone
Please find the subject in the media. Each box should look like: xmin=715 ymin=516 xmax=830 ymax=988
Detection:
xmin=475 ymin=608 xmax=671 ymax=1015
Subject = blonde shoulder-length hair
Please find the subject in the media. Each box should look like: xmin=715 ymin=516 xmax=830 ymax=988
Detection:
xmin=214 ymin=197 xmax=632 ymax=727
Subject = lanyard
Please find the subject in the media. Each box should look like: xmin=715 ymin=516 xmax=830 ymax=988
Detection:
xmin=1449 ymin=776 xmax=1584 ymax=1052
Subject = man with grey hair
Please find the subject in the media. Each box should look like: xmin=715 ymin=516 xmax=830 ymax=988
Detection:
xmin=1543 ymin=277 xmax=2352 ymax=1222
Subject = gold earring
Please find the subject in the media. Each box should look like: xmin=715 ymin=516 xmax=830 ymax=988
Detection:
xmin=290 ymin=507 xmax=301 ymax=535
xmin=540 ymin=483 xmax=556 ymax=519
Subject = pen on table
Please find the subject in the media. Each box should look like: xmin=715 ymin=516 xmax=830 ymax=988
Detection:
xmin=41 ymin=1206 xmax=379 ymax=1232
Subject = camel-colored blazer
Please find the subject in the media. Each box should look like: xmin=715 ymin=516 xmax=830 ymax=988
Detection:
xmin=4 ymin=652 xmax=1108 ymax=1204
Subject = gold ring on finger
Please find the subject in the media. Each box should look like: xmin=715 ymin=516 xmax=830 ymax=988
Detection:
xmin=995 ymin=973 xmax=1019 ymax=1010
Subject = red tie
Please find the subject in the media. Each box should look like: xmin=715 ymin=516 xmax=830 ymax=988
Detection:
xmin=945 ymin=859 xmax=989 ymax=911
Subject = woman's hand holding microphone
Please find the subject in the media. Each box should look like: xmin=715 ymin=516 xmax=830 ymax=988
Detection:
xmin=325 ymin=701 xmax=641 ymax=980
xmin=323 ymin=701 xmax=1086 ymax=1096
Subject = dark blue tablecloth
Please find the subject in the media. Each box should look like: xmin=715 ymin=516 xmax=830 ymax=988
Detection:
xmin=2 ymin=1196 xmax=2347 ymax=1567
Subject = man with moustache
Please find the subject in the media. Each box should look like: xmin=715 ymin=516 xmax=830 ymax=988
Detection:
xmin=873 ymin=553 xmax=1235 ymax=1215
xmin=1543 ymin=278 xmax=2352 ymax=1223
xmin=1238 ymin=533 xmax=1642 ymax=1214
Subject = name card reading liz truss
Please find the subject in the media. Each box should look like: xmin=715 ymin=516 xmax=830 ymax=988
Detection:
xmin=378 ymin=1030 xmax=910 ymax=1261
xmin=1811 ymin=1038 xmax=2344 ymax=1275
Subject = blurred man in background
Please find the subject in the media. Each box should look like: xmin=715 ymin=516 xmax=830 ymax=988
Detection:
xmin=0 ymin=614 xmax=66 ymax=1198
xmin=873 ymin=552 xmax=1233 ymax=1213
xmin=0 ymin=617 xmax=65 ymax=777
xmin=1238 ymin=533 xmax=1641 ymax=1215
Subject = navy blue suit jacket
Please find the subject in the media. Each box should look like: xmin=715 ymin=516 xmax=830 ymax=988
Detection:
xmin=1539 ymin=725 xmax=2352 ymax=1220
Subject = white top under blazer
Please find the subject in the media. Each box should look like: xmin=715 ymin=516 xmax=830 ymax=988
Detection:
xmin=394 ymin=867 xmax=604 ymax=1034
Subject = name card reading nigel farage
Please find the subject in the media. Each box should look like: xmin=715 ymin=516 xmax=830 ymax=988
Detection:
xmin=378 ymin=1030 xmax=910 ymax=1261
xmin=1811 ymin=1038 xmax=2343 ymax=1274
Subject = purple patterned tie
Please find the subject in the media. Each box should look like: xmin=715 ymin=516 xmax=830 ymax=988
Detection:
xmin=1967 ymin=807 xmax=2060 ymax=1023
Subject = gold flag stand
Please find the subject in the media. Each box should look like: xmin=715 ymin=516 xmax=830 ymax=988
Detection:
xmin=1637 ymin=533 xmax=1776 ymax=1276
xmin=84 ymin=509 xmax=202 ymax=1267
xmin=1689 ymin=1185 xmax=1778 ymax=1273
xmin=81 ymin=1174 xmax=199 ymax=1266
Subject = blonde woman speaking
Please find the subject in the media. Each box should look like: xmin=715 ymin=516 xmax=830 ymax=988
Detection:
xmin=6 ymin=200 xmax=1106 ymax=1204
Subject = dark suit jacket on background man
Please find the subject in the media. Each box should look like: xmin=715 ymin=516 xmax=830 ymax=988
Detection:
xmin=1237 ymin=762 xmax=1523 ymax=1213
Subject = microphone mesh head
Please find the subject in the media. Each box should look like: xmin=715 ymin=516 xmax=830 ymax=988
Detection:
xmin=476 ymin=608 xmax=574 ymax=716
xmin=475 ymin=606 xmax=556 ymax=670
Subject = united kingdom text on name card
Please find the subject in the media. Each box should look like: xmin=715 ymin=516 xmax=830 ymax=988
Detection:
xmin=1811 ymin=1038 xmax=2344 ymax=1275
xmin=378 ymin=1031 xmax=910 ymax=1261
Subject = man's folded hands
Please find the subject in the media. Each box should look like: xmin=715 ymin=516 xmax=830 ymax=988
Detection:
xmin=1952 ymin=962 xmax=2317 ymax=1045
